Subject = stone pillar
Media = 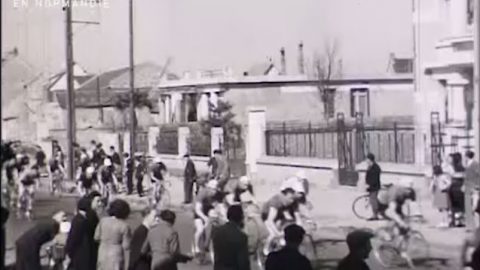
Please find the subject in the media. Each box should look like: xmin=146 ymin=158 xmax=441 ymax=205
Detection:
xmin=210 ymin=91 xmax=219 ymax=108
xmin=246 ymin=107 xmax=266 ymax=174
xmin=148 ymin=126 xmax=160 ymax=157
xmin=184 ymin=93 xmax=191 ymax=122
xmin=450 ymin=0 xmax=468 ymax=36
xmin=171 ymin=93 xmax=183 ymax=123
xmin=197 ymin=93 xmax=209 ymax=121
xmin=178 ymin=126 xmax=190 ymax=157
xmin=211 ymin=127 xmax=224 ymax=153
xmin=165 ymin=95 xmax=171 ymax=124
xmin=158 ymin=97 xmax=165 ymax=124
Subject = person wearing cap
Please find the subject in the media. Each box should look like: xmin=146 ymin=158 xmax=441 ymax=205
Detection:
xmin=15 ymin=210 xmax=66 ymax=270
xmin=265 ymin=224 xmax=313 ymax=270
xmin=47 ymin=151 xmax=66 ymax=196
xmin=142 ymin=210 xmax=192 ymax=270
xmin=365 ymin=153 xmax=382 ymax=221
xmin=183 ymin=154 xmax=197 ymax=204
xmin=65 ymin=197 xmax=94 ymax=270
xmin=99 ymin=158 xmax=119 ymax=201
xmin=376 ymin=178 xmax=417 ymax=230
xmin=150 ymin=157 xmax=168 ymax=203
xmin=135 ymin=154 xmax=148 ymax=196
xmin=78 ymin=166 xmax=97 ymax=196
xmin=17 ymin=164 xmax=40 ymax=219
xmin=337 ymin=229 xmax=374 ymax=270
xmin=193 ymin=179 xmax=220 ymax=255
xmin=224 ymin=176 xmax=255 ymax=206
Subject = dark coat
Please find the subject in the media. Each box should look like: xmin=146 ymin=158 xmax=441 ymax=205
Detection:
xmin=1 ymin=206 xmax=9 ymax=268
xmin=129 ymin=224 xmax=151 ymax=270
xmin=184 ymin=159 xmax=197 ymax=182
xmin=366 ymin=163 xmax=381 ymax=192
xmin=15 ymin=220 xmax=60 ymax=270
xmin=85 ymin=210 xmax=99 ymax=268
xmin=212 ymin=222 xmax=250 ymax=270
xmin=66 ymin=214 xmax=92 ymax=270
xmin=266 ymin=246 xmax=313 ymax=270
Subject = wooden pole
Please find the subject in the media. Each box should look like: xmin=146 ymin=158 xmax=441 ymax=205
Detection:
xmin=129 ymin=0 xmax=136 ymax=160
xmin=65 ymin=0 xmax=76 ymax=181
xmin=474 ymin=0 xmax=480 ymax=157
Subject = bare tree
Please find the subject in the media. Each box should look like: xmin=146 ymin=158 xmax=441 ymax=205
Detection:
xmin=313 ymin=39 xmax=342 ymax=120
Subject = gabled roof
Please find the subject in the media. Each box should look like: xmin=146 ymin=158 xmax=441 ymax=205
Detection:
xmin=45 ymin=63 xmax=92 ymax=92
xmin=107 ymin=62 xmax=179 ymax=89
xmin=77 ymin=66 xmax=130 ymax=91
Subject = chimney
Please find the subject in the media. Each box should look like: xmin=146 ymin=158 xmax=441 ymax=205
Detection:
xmin=298 ymin=42 xmax=305 ymax=75
xmin=280 ymin=47 xmax=286 ymax=75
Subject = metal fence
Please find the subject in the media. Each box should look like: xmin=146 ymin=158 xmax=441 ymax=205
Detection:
xmin=188 ymin=125 xmax=211 ymax=157
xmin=156 ymin=128 xmax=178 ymax=155
xmin=265 ymin=121 xmax=416 ymax=164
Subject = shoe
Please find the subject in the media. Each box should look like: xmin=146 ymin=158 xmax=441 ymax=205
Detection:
xmin=367 ymin=217 xmax=379 ymax=221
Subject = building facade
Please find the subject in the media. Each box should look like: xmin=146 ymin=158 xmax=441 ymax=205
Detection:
xmin=414 ymin=0 xmax=475 ymax=164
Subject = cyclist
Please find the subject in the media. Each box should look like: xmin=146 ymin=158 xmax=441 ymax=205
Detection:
xmin=287 ymin=181 xmax=311 ymax=227
xmin=17 ymin=164 xmax=40 ymax=219
xmin=78 ymin=166 xmax=97 ymax=196
xmin=193 ymin=179 xmax=220 ymax=255
xmin=224 ymin=175 xmax=255 ymax=206
xmin=261 ymin=187 xmax=297 ymax=256
xmin=98 ymin=158 xmax=118 ymax=202
xmin=377 ymin=178 xmax=417 ymax=229
xmin=150 ymin=157 xmax=168 ymax=204
xmin=48 ymin=155 xmax=65 ymax=195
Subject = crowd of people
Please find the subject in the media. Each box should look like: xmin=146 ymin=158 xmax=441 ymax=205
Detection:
xmin=5 ymin=137 xmax=480 ymax=270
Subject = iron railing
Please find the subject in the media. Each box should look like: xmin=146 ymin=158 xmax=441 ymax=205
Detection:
xmin=156 ymin=128 xmax=178 ymax=155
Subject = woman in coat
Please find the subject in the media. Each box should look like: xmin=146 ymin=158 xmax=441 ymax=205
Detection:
xmin=85 ymin=191 xmax=102 ymax=268
xmin=95 ymin=199 xmax=132 ymax=270
xmin=65 ymin=197 xmax=93 ymax=270
xmin=430 ymin=165 xmax=451 ymax=228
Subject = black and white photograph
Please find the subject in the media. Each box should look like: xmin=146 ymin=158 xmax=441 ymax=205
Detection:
xmin=1 ymin=0 xmax=480 ymax=269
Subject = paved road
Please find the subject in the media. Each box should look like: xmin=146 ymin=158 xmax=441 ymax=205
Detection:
xmin=5 ymin=190 xmax=460 ymax=270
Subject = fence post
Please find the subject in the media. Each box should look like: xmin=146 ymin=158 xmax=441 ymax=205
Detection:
xmin=394 ymin=122 xmax=399 ymax=163
xmin=283 ymin=122 xmax=287 ymax=156
xmin=308 ymin=122 xmax=313 ymax=157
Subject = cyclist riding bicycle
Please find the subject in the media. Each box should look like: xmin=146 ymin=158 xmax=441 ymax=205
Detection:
xmin=3 ymin=153 xmax=26 ymax=208
xmin=150 ymin=157 xmax=168 ymax=203
xmin=48 ymin=156 xmax=65 ymax=195
xmin=377 ymin=178 xmax=417 ymax=232
xmin=224 ymin=175 xmax=255 ymax=206
xmin=17 ymin=164 xmax=40 ymax=219
xmin=193 ymin=179 xmax=220 ymax=255
xmin=78 ymin=166 xmax=97 ymax=196
xmin=261 ymin=187 xmax=297 ymax=256
xmin=99 ymin=158 xmax=118 ymax=201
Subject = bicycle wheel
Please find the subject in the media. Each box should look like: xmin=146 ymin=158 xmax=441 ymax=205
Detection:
xmin=373 ymin=243 xmax=402 ymax=268
xmin=400 ymin=230 xmax=430 ymax=264
xmin=352 ymin=194 xmax=372 ymax=220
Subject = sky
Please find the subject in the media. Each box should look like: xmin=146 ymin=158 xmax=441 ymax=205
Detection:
xmin=2 ymin=0 xmax=414 ymax=78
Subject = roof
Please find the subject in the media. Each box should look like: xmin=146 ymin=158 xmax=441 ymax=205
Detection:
xmin=155 ymin=73 xmax=414 ymax=91
xmin=45 ymin=63 xmax=92 ymax=92
xmin=77 ymin=66 xmax=130 ymax=91
xmin=107 ymin=62 xmax=179 ymax=89
xmin=247 ymin=62 xmax=277 ymax=76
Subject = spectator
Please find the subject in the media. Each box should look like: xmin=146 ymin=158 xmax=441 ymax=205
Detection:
xmin=84 ymin=191 xmax=102 ymax=268
xmin=95 ymin=199 xmax=132 ymax=270
xmin=183 ymin=154 xmax=197 ymax=204
xmin=449 ymin=152 xmax=466 ymax=227
xmin=208 ymin=154 xmax=218 ymax=180
xmin=212 ymin=205 xmax=250 ymax=270
xmin=365 ymin=153 xmax=382 ymax=221
xmin=430 ymin=165 xmax=451 ymax=228
xmin=125 ymin=153 xmax=134 ymax=195
xmin=142 ymin=209 xmax=191 ymax=270
xmin=66 ymin=197 xmax=94 ymax=270
xmin=214 ymin=150 xmax=230 ymax=191
xmin=110 ymin=146 xmax=122 ymax=166
xmin=265 ymin=224 xmax=312 ymax=270
xmin=129 ymin=209 xmax=157 ymax=270
xmin=136 ymin=155 xmax=147 ymax=197
xmin=337 ymin=229 xmax=374 ymax=270
xmin=15 ymin=211 xmax=66 ymax=270
xmin=465 ymin=151 xmax=480 ymax=231
xmin=1 ymin=205 xmax=9 ymax=269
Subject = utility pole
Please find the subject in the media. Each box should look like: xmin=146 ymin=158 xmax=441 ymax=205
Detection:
xmin=475 ymin=0 xmax=480 ymax=156
xmin=129 ymin=0 xmax=136 ymax=164
xmin=65 ymin=0 xmax=76 ymax=182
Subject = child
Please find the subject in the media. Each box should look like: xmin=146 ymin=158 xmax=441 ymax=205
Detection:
xmin=430 ymin=165 xmax=451 ymax=228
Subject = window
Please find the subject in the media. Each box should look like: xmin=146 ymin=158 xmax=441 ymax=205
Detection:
xmin=393 ymin=58 xmax=413 ymax=74
xmin=325 ymin=89 xmax=336 ymax=118
xmin=350 ymin=88 xmax=370 ymax=117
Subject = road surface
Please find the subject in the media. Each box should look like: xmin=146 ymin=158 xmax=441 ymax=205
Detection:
xmin=5 ymin=190 xmax=459 ymax=270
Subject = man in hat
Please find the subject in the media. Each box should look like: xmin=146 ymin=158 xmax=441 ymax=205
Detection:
xmin=337 ymin=229 xmax=374 ymax=270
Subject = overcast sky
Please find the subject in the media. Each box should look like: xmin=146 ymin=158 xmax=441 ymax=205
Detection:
xmin=2 ymin=0 xmax=413 ymax=77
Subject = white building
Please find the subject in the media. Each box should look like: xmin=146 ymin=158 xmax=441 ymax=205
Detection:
xmin=414 ymin=0 xmax=475 ymax=164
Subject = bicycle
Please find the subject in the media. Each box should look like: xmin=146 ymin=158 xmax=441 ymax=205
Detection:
xmin=372 ymin=220 xmax=430 ymax=268
xmin=191 ymin=208 xmax=226 ymax=265
xmin=16 ymin=185 xmax=34 ymax=220
xmin=50 ymin=172 xmax=64 ymax=196
xmin=150 ymin=180 xmax=171 ymax=209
